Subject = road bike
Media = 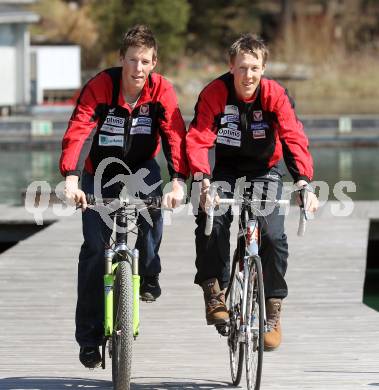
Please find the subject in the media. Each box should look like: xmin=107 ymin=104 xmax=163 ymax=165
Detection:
xmin=85 ymin=193 xmax=162 ymax=390
xmin=204 ymin=185 xmax=308 ymax=390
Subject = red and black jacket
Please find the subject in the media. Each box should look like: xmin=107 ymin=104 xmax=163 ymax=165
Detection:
xmin=60 ymin=67 xmax=188 ymax=180
xmin=186 ymin=72 xmax=313 ymax=182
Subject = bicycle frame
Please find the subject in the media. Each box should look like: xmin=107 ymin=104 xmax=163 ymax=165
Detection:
xmin=236 ymin=206 xmax=267 ymax=340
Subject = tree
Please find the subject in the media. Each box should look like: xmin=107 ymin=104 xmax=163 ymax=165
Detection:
xmin=90 ymin=0 xmax=190 ymax=68
xmin=186 ymin=0 xmax=262 ymax=61
xmin=30 ymin=0 xmax=99 ymax=68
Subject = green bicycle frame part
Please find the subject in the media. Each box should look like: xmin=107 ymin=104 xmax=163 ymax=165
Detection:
xmin=104 ymin=273 xmax=114 ymax=336
xmin=132 ymin=274 xmax=140 ymax=337
xmin=103 ymin=262 xmax=140 ymax=338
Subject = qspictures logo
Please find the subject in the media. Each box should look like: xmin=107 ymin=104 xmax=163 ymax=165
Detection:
xmin=24 ymin=158 xmax=357 ymax=227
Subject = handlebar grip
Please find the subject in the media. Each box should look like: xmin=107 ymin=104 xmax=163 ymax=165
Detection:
xmin=217 ymin=198 xmax=235 ymax=205
xmin=297 ymin=208 xmax=307 ymax=237
xmin=85 ymin=193 xmax=95 ymax=205
xmin=297 ymin=188 xmax=307 ymax=236
xmin=204 ymin=184 xmax=218 ymax=236
xmin=277 ymin=199 xmax=290 ymax=206
xmin=204 ymin=208 xmax=214 ymax=236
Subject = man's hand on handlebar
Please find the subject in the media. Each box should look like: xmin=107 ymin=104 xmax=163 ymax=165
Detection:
xmin=200 ymin=179 xmax=220 ymax=212
xmin=64 ymin=175 xmax=87 ymax=210
xmin=294 ymin=180 xmax=319 ymax=213
xmin=162 ymin=178 xmax=186 ymax=209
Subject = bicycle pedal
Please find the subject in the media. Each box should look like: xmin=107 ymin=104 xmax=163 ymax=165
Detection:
xmin=140 ymin=297 xmax=156 ymax=303
xmin=140 ymin=293 xmax=157 ymax=302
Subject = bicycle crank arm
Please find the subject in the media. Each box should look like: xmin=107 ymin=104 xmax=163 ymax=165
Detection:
xmin=101 ymin=338 xmax=107 ymax=369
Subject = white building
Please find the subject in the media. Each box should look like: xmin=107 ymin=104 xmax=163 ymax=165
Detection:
xmin=30 ymin=44 xmax=81 ymax=105
xmin=0 ymin=0 xmax=39 ymax=109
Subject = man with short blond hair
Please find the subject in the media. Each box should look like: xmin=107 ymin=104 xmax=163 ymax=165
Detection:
xmin=186 ymin=33 xmax=318 ymax=350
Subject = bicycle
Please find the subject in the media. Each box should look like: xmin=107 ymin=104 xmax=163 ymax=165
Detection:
xmin=84 ymin=193 xmax=162 ymax=390
xmin=204 ymin=184 xmax=308 ymax=390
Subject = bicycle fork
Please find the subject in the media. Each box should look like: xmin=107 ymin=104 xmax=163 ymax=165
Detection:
xmin=103 ymin=246 xmax=141 ymax=338
xmin=102 ymin=246 xmax=141 ymax=369
xmin=131 ymin=248 xmax=140 ymax=338
xmin=239 ymin=220 xmax=268 ymax=343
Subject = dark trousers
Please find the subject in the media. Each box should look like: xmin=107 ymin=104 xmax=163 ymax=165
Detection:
xmin=194 ymin=167 xmax=289 ymax=299
xmin=75 ymin=159 xmax=163 ymax=347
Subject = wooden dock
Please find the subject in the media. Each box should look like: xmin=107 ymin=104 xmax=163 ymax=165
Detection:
xmin=0 ymin=201 xmax=379 ymax=389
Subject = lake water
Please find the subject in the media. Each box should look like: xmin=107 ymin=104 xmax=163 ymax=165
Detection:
xmin=0 ymin=146 xmax=378 ymax=205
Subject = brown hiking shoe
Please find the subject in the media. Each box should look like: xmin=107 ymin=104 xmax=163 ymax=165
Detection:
xmin=264 ymin=298 xmax=282 ymax=351
xmin=201 ymin=278 xmax=229 ymax=325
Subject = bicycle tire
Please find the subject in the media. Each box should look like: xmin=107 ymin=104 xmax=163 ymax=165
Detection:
xmin=245 ymin=256 xmax=264 ymax=390
xmin=112 ymin=260 xmax=133 ymax=390
xmin=228 ymin=260 xmax=244 ymax=386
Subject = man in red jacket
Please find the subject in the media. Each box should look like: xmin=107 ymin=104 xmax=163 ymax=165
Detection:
xmin=60 ymin=25 xmax=188 ymax=368
xmin=186 ymin=33 xmax=318 ymax=350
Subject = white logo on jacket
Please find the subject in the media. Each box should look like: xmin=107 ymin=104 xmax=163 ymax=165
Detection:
xmin=132 ymin=117 xmax=152 ymax=126
xmin=217 ymin=126 xmax=241 ymax=147
xmin=227 ymin=122 xmax=238 ymax=130
xmin=252 ymin=129 xmax=266 ymax=139
xmin=224 ymin=105 xmax=239 ymax=116
xmin=130 ymin=126 xmax=152 ymax=135
xmin=100 ymin=124 xmax=124 ymax=134
xmin=217 ymin=128 xmax=241 ymax=140
xmin=105 ymin=115 xmax=124 ymax=127
xmin=221 ymin=114 xmax=239 ymax=125
xmin=217 ymin=136 xmax=241 ymax=147
xmin=99 ymin=134 xmax=124 ymax=147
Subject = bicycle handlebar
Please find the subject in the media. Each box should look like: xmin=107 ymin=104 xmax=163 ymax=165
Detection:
xmin=204 ymin=186 xmax=290 ymax=237
xmin=84 ymin=194 xmax=163 ymax=208
xmin=216 ymin=198 xmax=290 ymax=206
xmin=203 ymin=184 xmax=314 ymax=237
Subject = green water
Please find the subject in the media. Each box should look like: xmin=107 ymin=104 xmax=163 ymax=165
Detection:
xmin=311 ymin=147 xmax=379 ymax=200
xmin=0 ymin=146 xmax=378 ymax=205
xmin=0 ymin=150 xmax=62 ymax=205
xmin=0 ymin=149 xmax=170 ymax=205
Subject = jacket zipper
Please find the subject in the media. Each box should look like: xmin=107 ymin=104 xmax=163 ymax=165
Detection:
xmin=240 ymin=103 xmax=248 ymax=135
xmin=123 ymin=114 xmax=134 ymax=159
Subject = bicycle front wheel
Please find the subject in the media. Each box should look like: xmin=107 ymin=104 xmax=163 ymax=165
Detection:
xmin=245 ymin=256 xmax=264 ymax=390
xmin=112 ymin=260 xmax=133 ymax=390
xmin=228 ymin=261 xmax=244 ymax=386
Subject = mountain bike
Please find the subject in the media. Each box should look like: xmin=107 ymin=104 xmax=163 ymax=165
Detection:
xmin=204 ymin=185 xmax=308 ymax=390
xmin=85 ymin=193 xmax=162 ymax=390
